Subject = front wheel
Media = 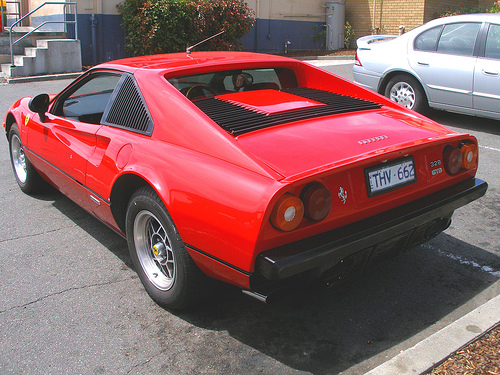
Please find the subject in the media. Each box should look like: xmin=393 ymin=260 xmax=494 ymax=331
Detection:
xmin=8 ymin=123 xmax=44 ymax=194
xmin=385 ymin=74 xmax=428 ymax=113
xmin=126 ymin=187 xmax=208 ymax=310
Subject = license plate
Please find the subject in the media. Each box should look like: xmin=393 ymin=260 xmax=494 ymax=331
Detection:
xmin=365 ymin=157 xmax=416 ymax=197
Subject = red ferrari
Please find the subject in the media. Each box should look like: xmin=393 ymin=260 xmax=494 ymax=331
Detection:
xmin=4 ymin=51 xmax=487 ymax=309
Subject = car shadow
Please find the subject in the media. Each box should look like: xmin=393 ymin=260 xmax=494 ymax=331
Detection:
xmin=176 ymin=234 xmax=500 ymax=374
xmin=44 ymin=188 xmax=500 ymax=374
xmin=426 ymin=109 xmax=500 ymax=136
xmin=46 ymin=186 xmax=131 ymax=268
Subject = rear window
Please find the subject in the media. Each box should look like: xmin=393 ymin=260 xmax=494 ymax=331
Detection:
xmin=167 ymin=68 xmax=298 ymax=100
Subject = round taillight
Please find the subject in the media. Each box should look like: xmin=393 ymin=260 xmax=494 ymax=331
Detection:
xmin=443 ymin=146 xmax=462 ymax=175
xmin=302 ymin=183 xmax=332 ymax=221
xmin=460 ymin=143 xmax=478 ymax=170
xmin=270 ymin=193 xmax=304 ymax=232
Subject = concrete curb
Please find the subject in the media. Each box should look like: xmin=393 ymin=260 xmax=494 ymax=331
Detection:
xmin=3 ymin=71 xmax=83 ymax=84
xmin=365 ymin=293 xmax=500 ymax=375
xmin=1 ymin=55 xmax=357 ymax=83
xmin=292 ymin=55 xmax=355 ymax=61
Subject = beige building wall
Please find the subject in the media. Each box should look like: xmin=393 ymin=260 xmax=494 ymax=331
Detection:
xmin=26 ymin=0 xmax=121 ymax=16
xmin=246 ymin=0 xmax=328 ymax=22
xmin=28 ymin=0 xmax=69 ymax=16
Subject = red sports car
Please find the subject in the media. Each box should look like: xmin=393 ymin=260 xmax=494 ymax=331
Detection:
xmin=4 ymin=51 xmax=487 ymax=309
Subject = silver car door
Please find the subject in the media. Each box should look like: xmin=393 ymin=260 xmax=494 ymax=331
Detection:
xmin=473 ymin=23 xmax=500 ymax=115
xmin=409 ymin=22 xmax=481 ymax=109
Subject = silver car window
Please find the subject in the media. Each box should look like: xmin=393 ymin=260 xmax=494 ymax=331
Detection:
xmin=437 ymin=22 xmax=481 ymax=56
xmin=414 ymin=26 xmax=441 ymax=51
xmin=485 ymin=24 xmax=500 ymax=59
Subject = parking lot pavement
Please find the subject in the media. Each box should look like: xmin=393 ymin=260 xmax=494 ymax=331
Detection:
xmin=0 ymin=66 xmax=498 ymax=375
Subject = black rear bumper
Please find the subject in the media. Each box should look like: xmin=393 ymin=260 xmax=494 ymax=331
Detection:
xmin=256 ymin=178 xmax=488 ymax=282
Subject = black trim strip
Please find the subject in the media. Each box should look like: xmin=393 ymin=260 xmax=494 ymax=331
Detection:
xmin=185 ymin=243 xmax=252 ymax=277
xmin=24 ymin=146 xmax=110 ymax=205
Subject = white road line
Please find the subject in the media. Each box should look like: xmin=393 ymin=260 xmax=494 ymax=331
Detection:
xmin=480 ymin=145 xmax=500 ymax=153
xmin=303 ymin=60 xmax=354 ymax=67
xmin=436 ymin=248 xmax=500 ymax=277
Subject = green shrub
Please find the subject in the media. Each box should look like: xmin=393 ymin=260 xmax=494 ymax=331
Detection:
xmin=311 ymin=25 xmax=326 ymax=49
xmin=193 ymin=0 xmax=255 ymax=51
xmin=344 ymin=21 xmax=354 ymax=48
xmin=438 ymin=1 xmax=500 ymax=17
xmin=120 ymin=0 xmax=254 ymax=56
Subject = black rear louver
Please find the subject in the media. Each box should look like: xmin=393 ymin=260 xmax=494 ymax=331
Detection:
xmin=104 ymin=74 xmax=154 ymax=136
xmin=194 ymin=88 xmax=382 ymax=136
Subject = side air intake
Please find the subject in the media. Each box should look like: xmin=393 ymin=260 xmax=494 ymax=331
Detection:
xmin=104 ymin=74 xmax=154 ymax=136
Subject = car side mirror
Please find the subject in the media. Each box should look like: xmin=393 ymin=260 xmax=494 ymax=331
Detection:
xmin=28 ymin=93 xmax=50 ymax=122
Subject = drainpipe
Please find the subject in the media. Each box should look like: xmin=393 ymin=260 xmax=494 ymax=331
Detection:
xmin=372 ymin=0 xmax=377 ymax=34
xmin=254 ymin=0 xmax=259 ymax=51
xmin=90 ymin=14 xmax=97 ymax=65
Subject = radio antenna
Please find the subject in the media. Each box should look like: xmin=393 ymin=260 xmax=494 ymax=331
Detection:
xmin=186 ymin=30 xmax=225 ymax=53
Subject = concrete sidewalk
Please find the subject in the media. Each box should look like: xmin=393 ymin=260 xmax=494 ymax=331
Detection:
xmin=366 ymin=289 xmax=500 ymax=374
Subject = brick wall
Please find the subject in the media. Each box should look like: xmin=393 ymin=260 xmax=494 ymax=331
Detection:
xmin=347 ymin=0 xmax=495 ymax=47
xmin=424 ymin=0 xmax=483 ymax=21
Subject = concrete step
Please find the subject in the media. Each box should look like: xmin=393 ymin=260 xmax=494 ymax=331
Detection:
xmin=0 ymin=54 xmax=11 ymax=64
xmin=2 ymin=39 xmax=81 ymax=78
xmin=0 ymin=32 xmax=68 ymax=55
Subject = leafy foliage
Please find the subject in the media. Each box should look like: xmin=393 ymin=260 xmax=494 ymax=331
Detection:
xmin=344 ymin=21 xmax=354 ymax=48
xmin=311 ymin=25 xmax=326 ymax=49
xmin=438 ymin=1 xmax=500 ymax=17
xmin=120 ymin=0 xmax=254 ymax=56
xmin=193 ymin=0 xmax=255 ymax=50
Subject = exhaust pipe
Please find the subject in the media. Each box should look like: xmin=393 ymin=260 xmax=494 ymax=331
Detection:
xmin=242 ymin=288 xmax=288 ymax=303
xmin=242 ymin=289 xmax=269 ymax=303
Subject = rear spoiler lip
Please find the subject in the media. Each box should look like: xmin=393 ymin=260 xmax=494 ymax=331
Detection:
xmin=356 ymin=35 xmax=398 ymax=49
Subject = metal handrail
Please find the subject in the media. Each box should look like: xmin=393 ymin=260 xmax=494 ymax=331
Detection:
xmin=9 ymin=1 xmax=77 ymax=67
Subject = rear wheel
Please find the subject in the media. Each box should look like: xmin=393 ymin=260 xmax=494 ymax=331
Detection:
xmin=8 ymin=123 xmax=43 ymax=194
xmin=126 ymin=186 xmax=208 ymax=310
xmin=385 ymin=74 xmax=428 ymax=113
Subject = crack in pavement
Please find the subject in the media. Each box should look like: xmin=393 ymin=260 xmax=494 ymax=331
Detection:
xmin=0 ymin=278 xmax=134 ymax=314
xmin=126 ymin=351 xmax=165 ymax=375
xmin=0 ymin=224 xmax=79 ymax=244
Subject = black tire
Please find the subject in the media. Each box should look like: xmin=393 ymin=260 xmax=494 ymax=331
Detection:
xmin=125 ymin=186 xmax=208 ymax=310
xmin=8 ymin=123 xmax=44 ymax=194
xmin=384 ymin=74 xmax=428 ymax=113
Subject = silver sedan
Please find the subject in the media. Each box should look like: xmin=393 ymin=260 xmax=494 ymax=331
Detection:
xmin=353 ymin=13 xmax=500 ymax=120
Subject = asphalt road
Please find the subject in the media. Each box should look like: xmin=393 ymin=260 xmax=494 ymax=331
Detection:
xmin=0 ymin=64 xmax=499 ymax=375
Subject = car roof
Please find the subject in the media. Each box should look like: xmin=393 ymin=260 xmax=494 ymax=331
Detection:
xmin=97 ymin=51 xmax=296 ymax=74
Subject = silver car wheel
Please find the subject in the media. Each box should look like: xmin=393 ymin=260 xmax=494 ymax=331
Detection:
xmin=10 ymin=133 xmax=28 ymax=184
xmin=389 ymin=82 xmax=415 ymax=109
xmin=133 ymin=210 xmax=175 ymax=291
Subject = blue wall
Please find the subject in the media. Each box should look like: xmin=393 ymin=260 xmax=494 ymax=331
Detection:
xmin=241 ymin=18 xmax=326 ymax=52
xmin=77 ymin=14 xmax=126 ymax=65
xmin=31 ymin=15 xmax=325 ymax=65
xmin=31 ymin=13 xmax=126 ymax=65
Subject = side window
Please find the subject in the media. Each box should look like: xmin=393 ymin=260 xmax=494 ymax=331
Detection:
xmin=437 ymin=23 xmax=481 ymax=56
xmin=55 ymin=73 xmax=122 ymax=124
xmin=485 ymin=24 xmax=500 ymax=59
xmin=414 ymin=26 xmax=441 ymax=51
